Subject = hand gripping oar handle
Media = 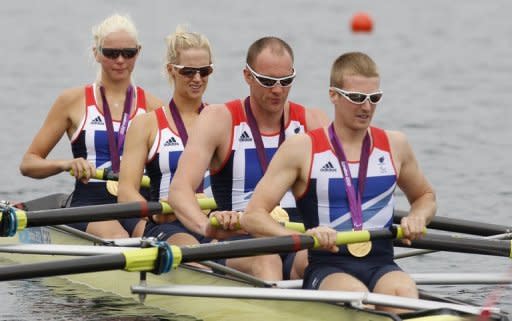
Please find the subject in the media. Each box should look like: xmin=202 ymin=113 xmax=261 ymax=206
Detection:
xmin=0 ymin=198 xmax=217 ymax=236
xmin=0 ymin=228 xmax=402 ymax=281
xmin=70 ymin=168 xmax=151 ymax=188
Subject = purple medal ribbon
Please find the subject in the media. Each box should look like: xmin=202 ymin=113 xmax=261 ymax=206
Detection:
xmin=244 ymin=97 xmax=285 ymax=173
xmin=99 ymin=85 xmax=134 ymax=174
xmin=328 ymin=123 xmax=371 ymax=230
xmin=168 ymin=98 xmax=205 ymax=192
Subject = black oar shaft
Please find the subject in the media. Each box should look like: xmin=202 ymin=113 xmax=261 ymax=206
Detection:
xmin=394 ymin=210 xmax=510 ymax=236
xmin=25 ymin=202 xmax=163 ymax=227
xmin=0 ymin=254 xmax=126 ymax=281
xmin=180 ymin=235 xmax=315 ymax=262
xmin=394 ymin=234 xmax=512 ymax=258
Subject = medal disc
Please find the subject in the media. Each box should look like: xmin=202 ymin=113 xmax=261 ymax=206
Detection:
xmin=106 ymin=180 xmax=119 ymax=196
xmin=347 ymin=241 xmax=372 ymax=257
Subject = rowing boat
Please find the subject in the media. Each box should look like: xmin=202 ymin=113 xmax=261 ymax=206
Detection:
xmin=0 ymin=193 xmax=509 ymax=321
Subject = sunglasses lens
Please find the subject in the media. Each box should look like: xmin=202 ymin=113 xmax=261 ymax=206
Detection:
xmin=346 ymin=93 xmax=367 ymax=104
xmin=101 ymin=48 xmax=120 ymax=59
xmin=369 ymin=93 xmax=383 ymax=104
xmin=121 ymin=48 xmax=139 ymax=59
xmin=198 ymin=66 xmax=213 ymax=77
xmin=279 ymin=77 xmax=295 ymax=87
xmin=256 ymin=76 xmax=278 ymax=87
xmin=178 ymin=68 xmax=197 ymax=77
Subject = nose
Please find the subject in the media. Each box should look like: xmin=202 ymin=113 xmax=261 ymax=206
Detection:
xmin=192 ymin=71 xmax=202 ymax=81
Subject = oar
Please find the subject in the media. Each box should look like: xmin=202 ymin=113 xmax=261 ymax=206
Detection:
xmin=70 ymin=168 xmax=151 ymax=188
xmin=0 ymin=226 xmax=403 ymax=281
xmin=394 ymin=210 xmax=510 ymax=236
xmin=0 ymin=198 xmax=217 ymax=237
xmin=394 ymin=232 xmax=512 ymax=258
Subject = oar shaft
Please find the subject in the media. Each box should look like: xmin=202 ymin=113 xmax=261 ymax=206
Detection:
xmin=0 ymin=254 xmax=126 ymax=281
xmin=20 ymin=202 xmax=165 ymax=228
xmin=394 ymin=233 xmax=512 ymax=258
xmin=394 ymin=210 xmax=510 ymax=236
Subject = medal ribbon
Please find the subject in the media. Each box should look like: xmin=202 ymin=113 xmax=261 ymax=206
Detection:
xmin=328 ymin=123 xmax=371 ymax=230
xmin=243 ymin=97 xmax=285 ymax=174
xmin=168 ymin=98 xmax=205 ymax=192
xmin=99 ymin=85 xmax=133 ymax=173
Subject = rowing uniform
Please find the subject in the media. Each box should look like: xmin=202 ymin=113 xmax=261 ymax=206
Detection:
xmin=211 ymin=99 xmax=308 ymax=278
xmin=143 ymin=106 xmax=211 ymax=242
xmin=68 ymin=84 xmax=147 ymax=234
xmin=299 ymin=127 xmax=402 ymax=291
xmin=210 ymin=99 xmax=307 ymax=221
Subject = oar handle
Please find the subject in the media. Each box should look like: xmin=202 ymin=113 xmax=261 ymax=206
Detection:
xmin=69 ymin=169 xmax=151 ymax=188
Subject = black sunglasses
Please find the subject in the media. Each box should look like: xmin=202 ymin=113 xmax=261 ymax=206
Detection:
xmin=331 ymin=87 xmax=383 ymax=104
xmin=99 ymin=47 xmax=140 ymax=59
xmin=173 ymin=64 xmax=214 ymax=78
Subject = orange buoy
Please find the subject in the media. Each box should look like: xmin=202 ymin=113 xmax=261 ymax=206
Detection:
xmin=351 ymin=12 xmax=373 ymax=33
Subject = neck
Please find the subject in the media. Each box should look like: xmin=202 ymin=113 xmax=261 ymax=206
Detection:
xmin=248 ymin=97 xmax=285 ymax=132
xmin=99 ymin=76 xmax=132 ymax=95
xmin=172 ymin=93 xmax=203 ymax=115
xmin=332 ymin=121 xmax=369 ymax=146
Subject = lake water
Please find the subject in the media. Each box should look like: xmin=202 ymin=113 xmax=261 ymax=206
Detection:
xmin=1 ymin=0 xmax=512 ymax=319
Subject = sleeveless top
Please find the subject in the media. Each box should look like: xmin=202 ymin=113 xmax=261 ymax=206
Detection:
xmin=210 ymin=99 xmax=307 ymax=215
xmin=71 ymin=83 xmax=147 ymax=172
xmin=296 ymin=127 xmax=397 ymax=260
xmin=145 ymin=106 xmax=211 ymax=201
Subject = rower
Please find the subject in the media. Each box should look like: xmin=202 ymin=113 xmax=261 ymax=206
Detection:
xmin=168 ymin=36 xmax=330 ymax=281
xmin=241 ymin=51 xmax=437 ymax=313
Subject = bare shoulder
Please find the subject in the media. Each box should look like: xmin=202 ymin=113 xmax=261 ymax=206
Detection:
xmin=280 ymin=132 xmax=312 ymax=156
xmin=305 ymin=106 xmax=331 ymax=130
xmin=143 ymin=91 xmax=165 ymax=112
xmin=202 ymin=103 xmax=231 ymax=119
xmin=52 ymin=86 xmax=84 ymax=111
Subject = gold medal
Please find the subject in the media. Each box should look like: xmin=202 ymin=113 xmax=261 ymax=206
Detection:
xmin=347 ymin=241 xmax=372 ymax=257
xmin=106 ymin=180 xmax=119 ymax=196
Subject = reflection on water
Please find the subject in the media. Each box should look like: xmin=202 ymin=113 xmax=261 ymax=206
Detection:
xmin=0 ymin=267 xmax=199 ymax=321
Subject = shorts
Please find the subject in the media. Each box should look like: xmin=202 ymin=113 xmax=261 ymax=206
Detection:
xmin=144 ymin=220 xmax=212 ymax=244
xmin=303 ymin=257 xmax=401 ymax=291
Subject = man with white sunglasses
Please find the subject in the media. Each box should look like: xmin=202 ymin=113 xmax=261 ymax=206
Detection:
xmin=241 ymin=52 xmax=436 ymax=313
xmin=168 ymin=36 xmax=329 ymax=281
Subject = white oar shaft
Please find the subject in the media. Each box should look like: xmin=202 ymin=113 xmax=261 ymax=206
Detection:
xmin=130 ymin=284 xmax=499 ymax=315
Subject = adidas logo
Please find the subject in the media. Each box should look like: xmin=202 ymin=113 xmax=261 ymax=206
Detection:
xmin=91 ymin=116 xmax=104 ymax=125
xmin=164 ymin=137 xmax=179 ymax=147
xmin=239 ymin=131 xmax=252 ymax=142
xmin=320 ymin=161 xmax=336 ymax=172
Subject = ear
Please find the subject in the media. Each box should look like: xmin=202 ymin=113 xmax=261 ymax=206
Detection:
xmin=93 ymin=47 xmax=100 ymax=63
xmin=328 ymin=88 xmax=338 ymax=104
xmin=243 ymin=68 xmax=252 ymax=85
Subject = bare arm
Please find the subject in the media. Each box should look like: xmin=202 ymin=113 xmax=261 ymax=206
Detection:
xmin=241 ymin=134 xmax=311 ymax=237
xmin=168 ymin=104 xmax=233 ymax=237
xmin=19 ymin=87 xmax=95 ymax=181
xmin=389 ymin=130 xmax=436 ymax=243
xmin=118 ymin=113 xmax=154 ymax=203
xmin=305 ymin=107 xmax=331 ymax=131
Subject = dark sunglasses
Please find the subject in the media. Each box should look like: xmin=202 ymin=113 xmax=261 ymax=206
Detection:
xmin=246 ymin=64 xmax=296 ymax=88
xmin=173 ymin=64 xmax=214 ymax=78
xmin=99 ymin=47 xmax=140 ymax=59
xmin=331 ymin=87 xmax=383 ymax=104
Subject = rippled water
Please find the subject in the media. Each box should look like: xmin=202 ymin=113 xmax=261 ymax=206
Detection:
xmin=1 ymin=0 xmax=512 ymax=319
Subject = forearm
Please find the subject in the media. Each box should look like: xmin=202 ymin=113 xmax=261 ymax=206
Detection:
xmin=408 ymin=191 xmax=436 ymax=225
xmin=241 ymin=209 xmax=296 ymax=237
xmin=169 ymin=184 xmax=209 ymax=235
xmin=19 ymin=154 xmax=68 ymax=178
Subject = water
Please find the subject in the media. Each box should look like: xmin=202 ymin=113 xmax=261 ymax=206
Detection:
xmin=1 ymin=0 xmax=512 ymax=319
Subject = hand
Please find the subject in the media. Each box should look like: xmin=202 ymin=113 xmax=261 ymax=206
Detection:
xmin=305 ymin=226 xmax=339 ymax=253
xmin=400 ymin=214 xmax=426 ymax=246
xmin=204 ymin=211 xmax=246 ymax=239
xmin=67 ymin=158 xmax=96 ymax=184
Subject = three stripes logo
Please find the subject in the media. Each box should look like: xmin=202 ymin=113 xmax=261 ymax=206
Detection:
xmin=90 ymin=116 xmax=104 ymax=125
xmin=164 ymin=137 xmax=179 ymax=147
xmin=239 ymin=131 xmax=252 ymax=142
xmin=320 ymin=161 xmax=336 ymax=172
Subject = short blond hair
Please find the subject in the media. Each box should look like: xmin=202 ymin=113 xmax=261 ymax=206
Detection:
xmin=330 ymin=52 xmax=379 ymax=88
xmin=92 ymin=13 xmax=139 ymax=48
xmin=164 ymin=25 xmax=212 ymax=86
